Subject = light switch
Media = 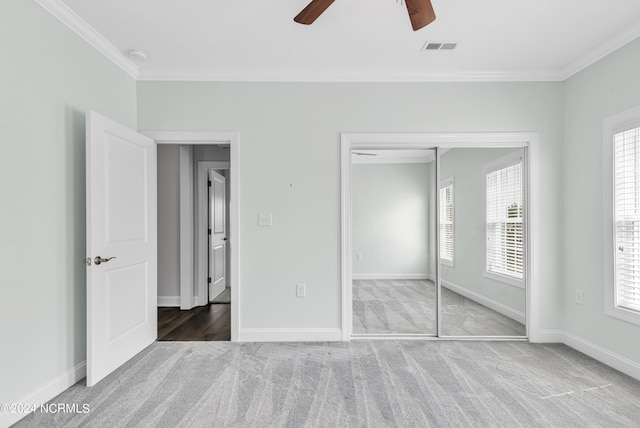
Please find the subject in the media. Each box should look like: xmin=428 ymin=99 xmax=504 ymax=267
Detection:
xmin=258 ymin=213 xmax=272 ymax=227
xmin=296 ymin=284 xmax=306 ymax=298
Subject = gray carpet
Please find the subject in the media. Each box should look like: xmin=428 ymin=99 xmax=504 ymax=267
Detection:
xmin=14 ymin=341 xmax=640 ymax=427
xmin=353 ymin=280 xmax=525 ymax=336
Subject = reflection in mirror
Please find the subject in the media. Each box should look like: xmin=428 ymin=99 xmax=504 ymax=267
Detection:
xmin=439 ymin=148 xmax=526 ymax=337
xmin=351 ymin=149 xmax=437 ymax=335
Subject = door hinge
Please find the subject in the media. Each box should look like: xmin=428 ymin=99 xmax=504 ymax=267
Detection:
xmin=208 ymin=228 xmax=211 ymax=235
xmin=208 ymin=277 xmax=211 ymax=284
xmin=208 ymin=180 xmax=211 ymax=187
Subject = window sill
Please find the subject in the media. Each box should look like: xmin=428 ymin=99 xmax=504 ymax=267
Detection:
xmin=440 ymin=258 xmax=454 ymax=268
xmin=484 ymin=271 xmax=524 ymax=288
xmin=604 ymin=304 xmax=640 ymax=327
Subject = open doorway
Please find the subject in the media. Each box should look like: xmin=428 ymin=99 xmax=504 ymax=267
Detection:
xmin=153 ymin=140 xmax=234 ymax=341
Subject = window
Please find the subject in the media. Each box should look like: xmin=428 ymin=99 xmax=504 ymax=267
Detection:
xmin=439 ymin=177 xmax=454 ymax=266
xmin=604 ymin=106 xmax=640 ymax=325
xmin=484 ymin=152 xmax=524 ymax=286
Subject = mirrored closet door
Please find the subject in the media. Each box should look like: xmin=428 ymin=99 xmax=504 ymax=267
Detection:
xmin=438 ymin=148 xmax=526 ymax=337
xmin=351 ymin=149 xmax=437 ymax=336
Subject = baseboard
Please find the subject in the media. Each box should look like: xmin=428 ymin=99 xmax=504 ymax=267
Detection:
xmin=560 ymin=331 xmax=640 ymax=382
xmin=157 ymin=296 xmax=180 ymax=307
xmin=442 ymin=280 xmax=526 ymax=324
xmin=1 ymin=361 xmax=86 ymax=428
xmin=533 ymin=329 xmax=565 ymax=343
xmin=352 ymin=274 xmax=430 ymax=280
xmin=239 ymin=328 xmax=342 ymax=342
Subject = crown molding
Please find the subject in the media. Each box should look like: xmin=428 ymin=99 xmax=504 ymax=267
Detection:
xmin=34 ymin=0 xmax=139 ymax=79
xmin=561 ymin=25 xmax=640 ymax=80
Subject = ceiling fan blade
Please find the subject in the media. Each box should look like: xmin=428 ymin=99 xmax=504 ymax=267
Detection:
xmin=294 ymin=0 xmax=335 ymax=25
xmin=405 ymin=0 xmax=436 ymax=31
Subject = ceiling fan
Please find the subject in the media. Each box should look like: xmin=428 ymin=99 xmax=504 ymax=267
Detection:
xmin=294 ymin=0 xmax=436 ymax=31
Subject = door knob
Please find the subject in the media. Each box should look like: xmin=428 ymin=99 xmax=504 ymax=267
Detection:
xmin=94 ymin=256 xmax=116 ymax=265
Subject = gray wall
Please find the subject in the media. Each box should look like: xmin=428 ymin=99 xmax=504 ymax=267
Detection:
xmin=440 ymin=148 xmax=526 ymax=315
xmin=562 ymin=37 xmax=640 ymax=363
xmin=0 ymin=0 xmax=137 ymax=406
xmin=137 ymin=81 xmax=565 ymax=331
xmin=157 ymin=145 xmax=181 ymax=298
xmin=352 ymin=163 xmax=432 ymax=276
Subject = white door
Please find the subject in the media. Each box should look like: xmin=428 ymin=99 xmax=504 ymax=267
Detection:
xmin=209 ymin=170 xmax=227 ymax=300
xmin=86 ymin=111 xmax=157 ymax=386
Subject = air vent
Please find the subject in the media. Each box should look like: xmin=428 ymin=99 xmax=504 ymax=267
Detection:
xmin=422 ymin=42 xmax=458 ymax=51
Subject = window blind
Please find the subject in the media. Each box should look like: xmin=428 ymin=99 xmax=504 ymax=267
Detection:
xmin=614 ymin=126 xmax=640 ymax=313
xmin=439 ymin=181 xmax=453 ymax=262
xmin=486 ymin=161 xmax=523 ymax=279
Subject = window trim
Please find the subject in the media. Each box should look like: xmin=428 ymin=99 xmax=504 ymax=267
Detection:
xmin=483 ymin=151 xmax=525 ymax=289
xmin=603 ymin=106 xmax=640 ymax=326
xmin=439 ymin=177 xmax=454 ymax=267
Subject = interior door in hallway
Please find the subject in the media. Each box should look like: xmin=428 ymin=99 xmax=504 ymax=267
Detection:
xmin=85 ymin=110 xmax=157 ymax=386
xmin=208 ymin=169 xmax=227 ymax=301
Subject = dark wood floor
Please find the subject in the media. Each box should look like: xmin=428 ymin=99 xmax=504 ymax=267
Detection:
xmin=158 ymin=303 xmax=230 ymax=341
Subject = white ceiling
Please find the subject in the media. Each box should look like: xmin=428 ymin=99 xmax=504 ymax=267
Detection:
xmin=38 ymin=0 xmax=640 ymax=81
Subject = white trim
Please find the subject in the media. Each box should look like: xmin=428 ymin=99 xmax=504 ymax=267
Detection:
xmin=341 ymin=132 xmax=540 ymax=342
xmin=144 ymin=132 xmax=241 ymax=342
xmin=1 ymin=361 xmax=86 ymax=427
xmin=525 ymin=135 xmax=541 ymax=341
xmin=178 ymin=146 xmax=195 ymax=310
xmin=483 ymin=272 xmax=525 ymax=289
xmin=533 ymin=329 xmax=566 ymax=343
xmin=562 ymin=332 xmax=640 ymax=381
xmin=352 ymin=274 xmax=430 ymax=280
xmin=602 ymin=107 xmax=640 ymax=327
xmin=238 ymin=328 xmax=342 ymax=342
xmin=344 ymin=133 xmax=531 ymax=148
xmin=341 ymin=138 xmax=353 ymax=341
xmin=33 ymin=0 xmax=138 ymax=79
xmin=561 ymin=28 xmax=640 ymax=80
xmin=441 ymin=280 xmax=525 ymax=324
xmin=157 ymin=296 xmax=180 ymax=307
xmin=195 ymin=161 xmax=230 ymax=305
xmin=534 ymin=331 xmax=640 ymax=382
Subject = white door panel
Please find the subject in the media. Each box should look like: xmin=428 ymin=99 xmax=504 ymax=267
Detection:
xmin=86 ymin=111 xmax=157 ymax=387
xmin=209 ymin=170 xmax=227 ymax=300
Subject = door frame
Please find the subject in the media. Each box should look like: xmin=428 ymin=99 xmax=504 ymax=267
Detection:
xmin=144 ymin=132 xmax=240 ymax=342
xmin=340 ymin=132 xmax=540 ymax=342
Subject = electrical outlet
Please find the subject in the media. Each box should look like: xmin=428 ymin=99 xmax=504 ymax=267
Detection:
xmin=356 ymin=253 xmax=363 ymax=261
xmin=296 ymin=284 xmax=306 ymax=298
xmin=575 ymin=289 xmax=584 ymax=305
